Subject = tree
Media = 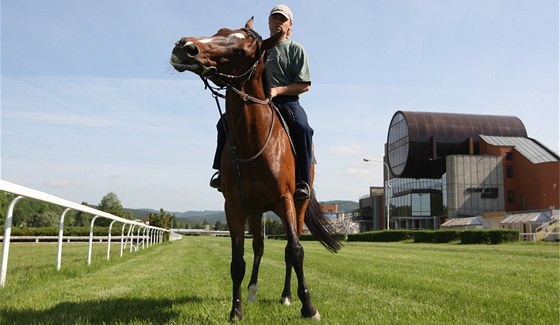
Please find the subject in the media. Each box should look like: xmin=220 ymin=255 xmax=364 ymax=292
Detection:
xmin=214 ymin=220 xmax=228 ymax=231
xmin=148 ymin=209 xmax=175 ymax=229
xmin=264 ymin=217 xmax=284 ymax=235
xmin=97 ymin=192 xmax=132 ymax=226
xmin=73 ymin=202 xmax=92 ymax=227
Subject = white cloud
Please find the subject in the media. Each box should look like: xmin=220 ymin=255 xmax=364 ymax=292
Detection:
xmin=44 ymin=179 xmax=72 ymax=188
xmin=329 ymin=143 xmax=364 ymax=157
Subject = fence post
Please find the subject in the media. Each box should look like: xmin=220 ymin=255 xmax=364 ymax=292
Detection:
xmin=129 ymin=225 xmax=136 ymax=253
xmin=107 ymin=220 xmax=117 ymax=260
xmin=136 ymin=226 xmax=142 ymax=250
xmin=87 ymin=216 xmax=100 ymax=265
xmin=56 ymin=208 xmax=72 ymax=271
xmin=120 ymin=223 xmax=127 ymax=257
xmin=1 ymin=196 xmax=24 ymax=288
xmin=142 ymin=228 xmax=147 ymax=249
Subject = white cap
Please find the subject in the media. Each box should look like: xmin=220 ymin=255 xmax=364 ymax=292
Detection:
xmin=270 ymin=4 xmax=293 ymax=22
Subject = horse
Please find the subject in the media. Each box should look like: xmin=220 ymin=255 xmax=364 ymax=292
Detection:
xmin=170 ymin=17 xmax=341 ymax=321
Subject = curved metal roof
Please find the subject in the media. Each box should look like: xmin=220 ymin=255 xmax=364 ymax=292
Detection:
xmin=387 ymin=111 xmax=527 ymax=178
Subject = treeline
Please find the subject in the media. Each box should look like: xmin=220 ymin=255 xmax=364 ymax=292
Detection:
xmin=0 ymin=191 xmax=286 ymax=235
xmin=176 ymin=217 xmax=285 ymax=235
xmin=0 ymin=191 xmax=176 ymax=232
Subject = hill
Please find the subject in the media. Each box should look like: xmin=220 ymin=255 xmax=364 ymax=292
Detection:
xmin=126 ymin=200 xmax=358 ymax=226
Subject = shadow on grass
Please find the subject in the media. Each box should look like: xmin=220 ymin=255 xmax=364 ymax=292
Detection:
xmin=0 ymin=295 xmax=213 ymax=324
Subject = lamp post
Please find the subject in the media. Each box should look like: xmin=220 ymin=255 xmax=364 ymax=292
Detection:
xmin=363 ymin=158 xmax=391 ymax=230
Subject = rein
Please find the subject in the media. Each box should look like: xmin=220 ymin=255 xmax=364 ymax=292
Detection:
xmin=198 ymin=28 xmax=273 ymax=163
xmin=194 ymin=28 xmax=278 ymax=211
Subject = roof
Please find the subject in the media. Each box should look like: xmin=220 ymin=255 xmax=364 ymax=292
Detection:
xmin=480 ymin=135 xmax=559 ymax=164
xmin=500 ymin=212 xmax=551 ymax=224
xmin=441 ymin=217 xmax=483 ymax=227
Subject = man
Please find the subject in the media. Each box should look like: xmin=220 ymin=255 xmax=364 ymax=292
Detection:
xmin=211 ymin=4 xmax=314 ymax=200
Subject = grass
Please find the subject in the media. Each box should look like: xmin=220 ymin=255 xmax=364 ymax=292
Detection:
xmin=0 ymin=237 xmax=558 ymax=324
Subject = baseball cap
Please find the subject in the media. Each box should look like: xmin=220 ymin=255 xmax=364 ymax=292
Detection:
xmin=269 ymin=5 xmax=293 ymax=22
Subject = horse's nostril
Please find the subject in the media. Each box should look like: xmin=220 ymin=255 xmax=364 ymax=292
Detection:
xmin=185 ymin=44 xmax=199 ymax=57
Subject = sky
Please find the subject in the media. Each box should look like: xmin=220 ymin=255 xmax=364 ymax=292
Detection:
xmin=1 ymin=0 xmax=558 ymax=212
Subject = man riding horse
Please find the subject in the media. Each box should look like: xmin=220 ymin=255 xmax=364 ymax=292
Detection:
xmin=171 ymin=5 xmax=340 ymax=321
xmin=210 ymin=4 xmax=314 ymax=201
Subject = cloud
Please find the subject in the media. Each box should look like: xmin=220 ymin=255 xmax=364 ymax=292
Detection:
xmin=329 ymin=143 xmax=364 ymax=157
xmin=44 ymin=179 xmax=72 ymax=188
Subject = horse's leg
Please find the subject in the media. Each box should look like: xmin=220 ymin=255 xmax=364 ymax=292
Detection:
xmin=286 ymin=233 xmax=320 ymax=319
xmin=281 ymin=249 xmax=293 ymax=305
xmin=226 ymin=204 xmax=247 ymax=321
xmin=282 ymin=198 xmax=309 ymax=306
xmin=279 ymin=197 xmax=320 ymax=319
xmin=246 ymin=213 xmax=264 ymax=303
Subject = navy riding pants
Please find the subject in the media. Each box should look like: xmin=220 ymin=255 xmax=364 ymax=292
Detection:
xmin=213 ymin=95 xmax=314 ymax=185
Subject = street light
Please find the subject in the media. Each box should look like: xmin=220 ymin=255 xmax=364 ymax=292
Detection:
xmin=363 ymin=158 xmax=391 ymax=230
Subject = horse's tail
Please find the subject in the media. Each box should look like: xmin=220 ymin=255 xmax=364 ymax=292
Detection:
xmin=304 ymin=190 xmax=343 ymax=253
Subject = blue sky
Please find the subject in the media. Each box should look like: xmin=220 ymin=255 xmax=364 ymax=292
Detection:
xmin=2 ymin=0 xmax=558 ymax=212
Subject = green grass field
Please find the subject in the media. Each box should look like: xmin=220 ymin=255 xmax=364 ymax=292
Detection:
xmin=0 ymin=237 xmax=558 ymax=324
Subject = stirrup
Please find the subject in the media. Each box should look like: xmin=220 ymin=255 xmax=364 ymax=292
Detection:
xmin=294 ymin=182 xmax=310 ymax=201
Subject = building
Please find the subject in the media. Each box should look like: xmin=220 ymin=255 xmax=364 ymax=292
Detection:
xmin=353 ymin=187 xmax=385 ymax=232
xmin=357 ymin=110 xmax=559 ymax=232
xmin=319 ymin=203 xmax=359 ymax=234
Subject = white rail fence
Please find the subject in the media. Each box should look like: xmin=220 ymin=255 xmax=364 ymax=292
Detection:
xmin=0 ymin=179 xmax=169 ymax=287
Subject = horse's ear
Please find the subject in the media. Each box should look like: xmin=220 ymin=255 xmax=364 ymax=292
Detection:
xmin=245 ymin=17 xmax=254 ymax=29
xmin=262 ymin=31 xmax=284 ymax=51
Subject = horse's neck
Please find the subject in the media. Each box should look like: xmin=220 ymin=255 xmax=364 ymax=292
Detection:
xmin=226 ymin=76 xmax=272 ymax=148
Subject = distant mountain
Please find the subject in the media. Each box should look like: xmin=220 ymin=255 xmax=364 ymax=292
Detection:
xmin=126 ymin=200 xmax=358 ymax=226
xmin=173 ymin=210 xmax=224 ymax=219
xmin=126 ymin=208 xmax=224 ymax=224
xmin=125 ymin=208 xmax=158 ymax=220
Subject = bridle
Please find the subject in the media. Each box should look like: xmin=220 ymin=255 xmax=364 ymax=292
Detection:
xmin=199 ymin=28 xmax=269 ymax=106
xmin=194 ymin=28 xmax=279 ymax=210
xmin=195 ymin=28 xmax=275 ymax=164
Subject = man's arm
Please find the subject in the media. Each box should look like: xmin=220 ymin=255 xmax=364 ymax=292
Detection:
xmin=270 ymin=82 xmax=310 ymax=98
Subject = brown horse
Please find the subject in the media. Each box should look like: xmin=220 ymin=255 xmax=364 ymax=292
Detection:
xmin=171 ymin=18 xmax=341 ymax=321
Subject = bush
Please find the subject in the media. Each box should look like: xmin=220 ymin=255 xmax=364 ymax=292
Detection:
xmin=348 ymin=230 xmax=414 ymax=242
xmin=460 ymin=230 xmax=490 ymax=244
xmin=413 ymin=231 xmax=435 ymax=243
xmin=7 ymin=226 xmax=132 ymax=237
xmin=460 ymin=229 xmax=519 ymax=244
xmin=434 ymin=230 xmax=460 ymax=243
xmin=345 ymin=229 xmax=518 ymax=244
xmin=489 ymin=229 xmax=519 ymax=244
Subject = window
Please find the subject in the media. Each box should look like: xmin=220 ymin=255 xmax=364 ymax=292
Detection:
xmin=506 ymin=165 xmax=514 ymax=178
xmin=507 ymin=191 xmax=515 ymax=203
xmin=505 ymin=152 xmax=513 ymax=160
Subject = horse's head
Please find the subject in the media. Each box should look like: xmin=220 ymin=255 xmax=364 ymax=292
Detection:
xmin=171 ymin=17 xmax=283 ymax=84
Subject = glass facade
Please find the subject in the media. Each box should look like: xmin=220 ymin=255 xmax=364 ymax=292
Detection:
xmin=388 ymin=177 xmax=446 ymax=230
xmin=387 ymin=112 xmax=409 ymax=176
xmin=446 ymin=155 xmax=504 ymax=217
xmin=380 ymin=111 xmax=528 ymax=231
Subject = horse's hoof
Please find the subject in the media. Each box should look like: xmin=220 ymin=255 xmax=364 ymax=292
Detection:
xmin=246 ymin=284 xmax=257 ymax=303
xmin=301 ymin=307 xmax=320 ymax=320
xmin=281 ymin=296 xmax=291 ymax=306
xmin=229 ymin=309 xmax=242 ymax=322
xmin=302 ymin=310 xmax=321 ymax=320
xmin=312 ymin=311 xmax=321 ymax=320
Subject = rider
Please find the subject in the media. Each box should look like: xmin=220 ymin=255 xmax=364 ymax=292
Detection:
xmin=210 ymin=4 xmax=314 ymax=201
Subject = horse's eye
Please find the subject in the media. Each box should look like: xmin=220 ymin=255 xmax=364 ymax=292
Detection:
xmin=235 ymin=49 xmax=247 ymax=58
